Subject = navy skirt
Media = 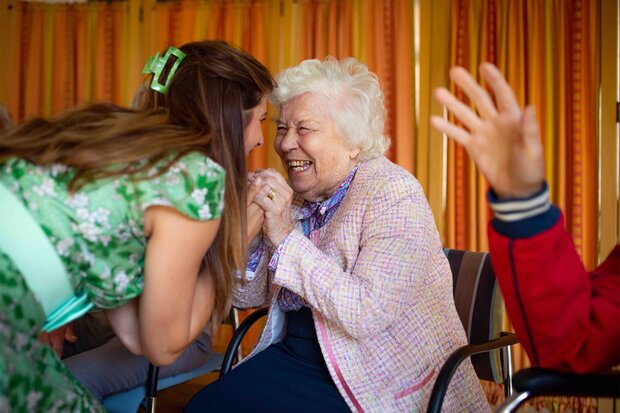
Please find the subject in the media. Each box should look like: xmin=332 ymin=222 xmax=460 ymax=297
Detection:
xmin=184 ymin=307 xmax=350 ymax=413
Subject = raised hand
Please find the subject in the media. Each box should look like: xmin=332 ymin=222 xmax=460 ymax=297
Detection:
xmin=430 ymin=63 xmax=545 ymax=199
xmin=249 ymin=168 xmax=294 ymax=246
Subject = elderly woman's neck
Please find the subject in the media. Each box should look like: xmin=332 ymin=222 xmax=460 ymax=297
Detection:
xmin=304 ymin=161 xmax=359 ymax=203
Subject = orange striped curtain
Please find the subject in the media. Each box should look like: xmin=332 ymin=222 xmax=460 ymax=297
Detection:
xmin=0 ymin=2 xmax=133 ymax=120
xmin=445 ymin=0 xmax=599 ymax=274
xmin=0 ymin=0 xmax=415 ymax=175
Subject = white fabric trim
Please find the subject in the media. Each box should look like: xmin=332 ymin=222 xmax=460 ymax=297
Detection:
xmin=493 ymin=203 xmax=551 ymax=222
xmin=490 ymin=188 xmax=549 ymax=213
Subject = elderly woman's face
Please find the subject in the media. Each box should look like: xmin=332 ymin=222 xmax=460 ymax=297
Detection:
xmin=275 ymin=93 xmax=360 ymax=202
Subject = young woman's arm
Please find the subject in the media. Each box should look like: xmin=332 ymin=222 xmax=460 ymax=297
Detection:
xmin=105 ymin=298 xmax=143 ymax=355
xmin=107 ymin=205 xmax=220 ymax=366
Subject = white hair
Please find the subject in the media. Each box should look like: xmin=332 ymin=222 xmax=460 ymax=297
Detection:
xmin=270 ymin=56 xmax=391 ymax=161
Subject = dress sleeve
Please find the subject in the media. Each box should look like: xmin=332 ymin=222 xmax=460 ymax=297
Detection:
xmin=132 ymin=152 xmax=226 ymax=221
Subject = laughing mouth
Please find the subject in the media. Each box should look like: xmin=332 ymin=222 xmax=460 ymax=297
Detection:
xmin=288 ymin=160 xmax=312 ymax=172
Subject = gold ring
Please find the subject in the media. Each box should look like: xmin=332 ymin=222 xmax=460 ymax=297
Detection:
xmin=267 ymin=187 xmax=277 ymax=200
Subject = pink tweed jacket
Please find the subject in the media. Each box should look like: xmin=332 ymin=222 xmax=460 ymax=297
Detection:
xmin=234 ymin=156 xmax=489 ymax=412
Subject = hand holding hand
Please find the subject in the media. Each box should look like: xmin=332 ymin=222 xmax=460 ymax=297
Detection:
xmin=250 ymin=169 xmax=294 ymax=246
xmin=430 ymin=63 xmax=545 ymax=199
xmin=37 ymin=323 xmax=78 ymax=357
xmin=246 ymin=178 xmax=265 ymax=245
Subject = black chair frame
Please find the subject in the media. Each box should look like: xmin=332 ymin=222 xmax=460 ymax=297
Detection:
xmin=425 ymin=331 xmax=519 ymax=413
xmin=219 ymin=307 xmax=269 ymax=377
xmin=145 ymin=363 xmax=159 ymax=413
xmin=143 ymin=308 xmax=244 ymax=411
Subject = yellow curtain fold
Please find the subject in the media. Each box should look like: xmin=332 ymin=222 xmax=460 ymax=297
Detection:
xmin=51 ymin=5 xmax=71 ymax=115
xmin=599 ymin=0 xmax=620 ymax=265
xmin=415 ymin=0 xmax=451 ymax=237
xmin=1 ymin=0 xmax=23 ymax=121
xmin=22 ymin=4 xmax=44 ymax=118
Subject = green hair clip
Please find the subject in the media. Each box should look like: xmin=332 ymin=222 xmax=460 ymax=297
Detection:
xmin=142 ymin=46 xmax=187 ymax=94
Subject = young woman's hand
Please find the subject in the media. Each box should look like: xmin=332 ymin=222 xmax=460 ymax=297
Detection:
xmin=430 ymin=63 xmax=545 ymax=199
xmin=37 ymin=323 xmax=78 ymax=357
xmin=247 ymin=174 xmax=265 ymax=245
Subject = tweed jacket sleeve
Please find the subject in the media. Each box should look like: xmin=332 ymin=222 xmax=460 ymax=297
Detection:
xmin=271 ymin=159 xmax=444 ymax=339
xmin=232 ymin=240 xmax=272 ymax=308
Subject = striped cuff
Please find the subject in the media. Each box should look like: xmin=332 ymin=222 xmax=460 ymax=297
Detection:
xmin=488 ymin=182 xmax=560 ymax=238
xmin=488 ymin=183 xmax=550 ymax=221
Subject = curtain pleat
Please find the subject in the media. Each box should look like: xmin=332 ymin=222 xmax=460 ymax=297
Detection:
xmin=415 ymin=0 xmax=451 ymax=238
xmin=51 ymin=5 xmax=70 ymax=115
xmin=22 ymin=4 xmax=44 ymax=117
xmin=392 ymin=0 xmax=414 ymax=173
xmin=567 ymin=0 xmax=597 ymax=270
xmin=75 ymin=4 xmax=90 ymax=104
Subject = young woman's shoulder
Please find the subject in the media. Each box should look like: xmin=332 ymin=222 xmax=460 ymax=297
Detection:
xmin=131 ymin=151 xmax=226 ymax=221
xmin=174 ymin=151 xmax=225 ymax=179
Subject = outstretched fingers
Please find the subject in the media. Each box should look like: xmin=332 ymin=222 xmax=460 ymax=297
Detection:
xmin=479 ymin=63 xmax=520 ymax=114
xmin=434 ymin=87 xmax=483 ymax=132
xmin=429 ymin=115 xmax=472 ymax=147
xmin=522 ymin=105 xmax=542 ymax=152
xmin=449 ymin=66 xmax=498 ymax=119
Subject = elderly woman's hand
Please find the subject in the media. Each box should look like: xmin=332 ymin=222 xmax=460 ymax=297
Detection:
xmin=250 ymin=169 xmax=294 ymax=246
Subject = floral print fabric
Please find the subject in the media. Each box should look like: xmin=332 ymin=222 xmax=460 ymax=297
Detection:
xmin=0 ymin=151 xmax=225 ymax=412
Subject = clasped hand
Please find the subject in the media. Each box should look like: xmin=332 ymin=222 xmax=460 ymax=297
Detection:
xmin=37 ymin=323 xmax=78 ymax=357
xmin=247 ymin=169 xmax=294 ymax=247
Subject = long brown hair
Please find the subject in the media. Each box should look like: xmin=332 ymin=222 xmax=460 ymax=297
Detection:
xmin=0 ymin=40 xmax=275 ymax=329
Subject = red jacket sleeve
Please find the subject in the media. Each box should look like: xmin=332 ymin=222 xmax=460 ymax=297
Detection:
xmin=488 ymin=214 xmax=620 ymax=373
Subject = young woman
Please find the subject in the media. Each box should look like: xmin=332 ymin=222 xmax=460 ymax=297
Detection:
xmin=0 ymin=40 xmax=273 ymax=411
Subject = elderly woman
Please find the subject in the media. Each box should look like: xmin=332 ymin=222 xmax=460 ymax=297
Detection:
xmin=184 ymin=57 xmax=488 ymax=412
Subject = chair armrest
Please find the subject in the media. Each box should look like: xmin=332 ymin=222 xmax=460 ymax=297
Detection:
xmin=426 ymin=332 xmax=518 ymax=413
xmin=219 ymin=307 xmax=269 ymax=378
xmin=512 ymin=367 xmax=620 ymax=398
xmin=145 ymin=363 xmax=159 ymax=413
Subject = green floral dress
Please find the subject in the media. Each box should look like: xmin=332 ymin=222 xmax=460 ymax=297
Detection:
xmin=0 ymin=152 xmax=225 ymax=412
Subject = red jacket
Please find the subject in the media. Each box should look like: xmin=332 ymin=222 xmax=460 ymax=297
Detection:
xmin=487 ymin=184 xmax=619 ymax=373
xmin=489 ymin=215 xmax=619 ymax=372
